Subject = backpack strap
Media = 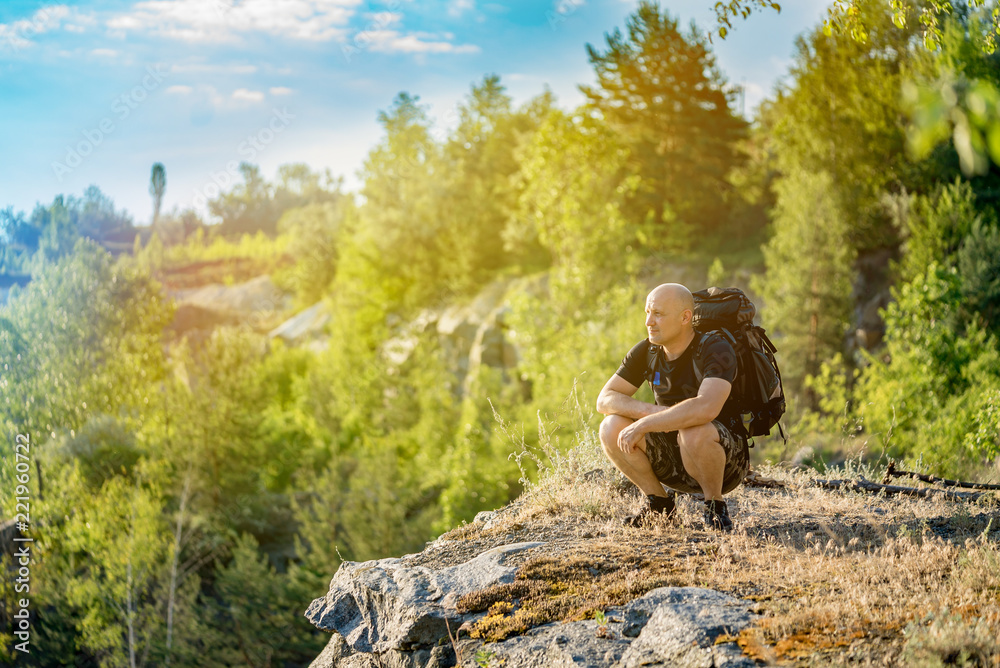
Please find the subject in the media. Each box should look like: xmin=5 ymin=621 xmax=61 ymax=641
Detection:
xmin=644 ymin=340 xmax=660 ymax=385
xmin=646 ymin=333 xmax=709 ymax=385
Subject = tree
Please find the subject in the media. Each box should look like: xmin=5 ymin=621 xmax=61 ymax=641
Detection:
xmin=75 ymin=185 xmax=135 ymax=243
xmin=757 ymin=0 xmax=937 ymax=253
xmin=275 ymin=199 xmax=349 ymax=307
xmin=853 ymin=265 xmax=1000 ymax=474
xmin=357 ymin=92 xmax=445 ymax=309
xmin=0 ymin=239 xmax=171 ymax=514
xmin=712 ymin=0 xmax=1000 ymax=174
xmin=64 ymin=468 xmax=173 ymax=668
xmin=437 ymin=74 xmax=520 ymax=291
xmin=210 ymin=163 xmax=277 ymax=236
xmin=510 ymin=107 xmax=636 ymax=295
xmin=150 ymin=163 xmax=166 ymax=226
xmin=708 ymin=0 xmax=999 ymax=54
xmin=753 ymin=170 xmax=856 ymax=406
xmin=580 ymin=1 xmax=747 ymax=247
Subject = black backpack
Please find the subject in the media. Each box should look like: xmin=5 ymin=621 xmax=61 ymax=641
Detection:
xmin=646 ymin=287 xmax=786 ymax=443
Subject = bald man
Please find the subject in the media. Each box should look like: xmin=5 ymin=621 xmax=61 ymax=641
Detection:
xmin=596 ymin=283 xmax=749 ymax=531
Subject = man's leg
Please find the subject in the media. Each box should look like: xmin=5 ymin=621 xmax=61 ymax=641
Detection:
xmin=676 ymin=423 xmax=726 ymax=501
xmin=599 ymin=415 xmax=669 ymax=498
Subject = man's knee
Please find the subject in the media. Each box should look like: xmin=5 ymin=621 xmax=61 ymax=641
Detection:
xmin=599 ymin=414 xmax=632 ymax=452
xmin=677 ymin=423 xmax=719 ymax=452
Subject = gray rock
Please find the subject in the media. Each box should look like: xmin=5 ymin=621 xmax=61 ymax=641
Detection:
xmin=305 ymin=542 xmax=546 ymax=654
xmin=469 ymin=620 xmax=631 ymax=668
xmin=617 ymin=588 xmax=755 ymax=668
xmin=306 ymin=544 xmax=756 ymax=668
xmin=449 ymin=587 xmax=753 ymax=668
xmin=269 ymin=301 xmax=330 ymax=344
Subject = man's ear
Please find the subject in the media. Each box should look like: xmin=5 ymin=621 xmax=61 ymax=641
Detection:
xmin=681 ymin=308 xmax=693 ymax=325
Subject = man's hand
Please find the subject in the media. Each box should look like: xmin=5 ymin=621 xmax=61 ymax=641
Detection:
xmin=617 ymin=419 xmax=647 ymax=454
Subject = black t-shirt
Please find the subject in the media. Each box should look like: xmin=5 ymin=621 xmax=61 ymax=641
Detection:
xmin=615 ymin=333 xmax=742 ymax=434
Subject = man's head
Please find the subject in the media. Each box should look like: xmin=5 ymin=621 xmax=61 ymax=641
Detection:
xmin=645 ymin=283 xmax=694 ymax=349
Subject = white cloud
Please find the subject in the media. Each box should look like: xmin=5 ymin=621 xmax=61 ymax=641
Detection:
xmin=232 ymin=88 xmax=265 ymax=102
xmin=107 ymin=0 xmax=361 ymax=44
xmin=364 ymin=30 xmax=480 ymax=55
xmin=170 ymin=62 xmax=258 ymax=75
xmin=361 ymin=11 xmax=402 ymax=28
xmin=0 ymin=5 xmax=85 ymax=49
xmin=90 ymin=48 xmax=118 ymax=57
xmin=270 ymin=86 xmax=294 ymax=96
xmin=448 ymin=0 xmax=474 ymax=17
xmin=166 ymin=84 xmax=193 ymax=95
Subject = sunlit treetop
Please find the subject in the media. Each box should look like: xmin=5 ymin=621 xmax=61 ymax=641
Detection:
xmin=711 ymin=0 xmax=1000 ymax=52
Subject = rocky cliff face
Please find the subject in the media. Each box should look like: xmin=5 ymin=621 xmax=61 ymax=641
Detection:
xmin=303 ymin=510 xmax=756 ymax=668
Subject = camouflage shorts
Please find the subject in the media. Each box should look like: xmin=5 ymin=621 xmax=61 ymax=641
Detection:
xmin=644 ymin=420 xmax=749 ymax=495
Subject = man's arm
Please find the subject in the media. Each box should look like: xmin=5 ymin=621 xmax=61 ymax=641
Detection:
xmin=616 ymin=378 xmax=732 ymax=453
xmin=596 ymin=374 xmax=666 ymax=420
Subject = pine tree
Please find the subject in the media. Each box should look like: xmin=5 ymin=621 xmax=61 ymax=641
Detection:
xmin=580 ymin=1 xmax=747 ymax=246
xmin=753 ymin=170 xmax=856 ymax=407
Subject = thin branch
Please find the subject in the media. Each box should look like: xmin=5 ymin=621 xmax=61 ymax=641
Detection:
xmin=814 ymin=477 xmax=987 ymax=501
xmin=881 ymin=461 xmax=1000 ymax=490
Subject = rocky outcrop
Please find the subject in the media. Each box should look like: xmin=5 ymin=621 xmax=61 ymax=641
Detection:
xmin=167 ymin=275 xmax=291 ymax=340
xmin=381 ymin=275 xmax=546 ymax=395
xmin=306 ymin=542 xmax=545 ymax=655
xmin=305 ymin=537 xmax=756 ymax=668
xmin=269 ymin=301 xmax=330 ymax=350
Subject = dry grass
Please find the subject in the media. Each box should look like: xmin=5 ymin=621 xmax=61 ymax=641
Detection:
xmin=444 ymin=446 xmax=1000 ymax=666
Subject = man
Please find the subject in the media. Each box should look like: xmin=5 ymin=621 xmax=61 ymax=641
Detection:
xmin=596 ymin=283 xmax=750 ymax=531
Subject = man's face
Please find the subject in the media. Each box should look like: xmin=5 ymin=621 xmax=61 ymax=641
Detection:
xmin=644 ymin=292 xmax=687 ymax=346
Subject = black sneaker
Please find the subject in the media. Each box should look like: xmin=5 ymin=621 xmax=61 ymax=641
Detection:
xmin=704 ymin=499 xmax=733 ymax=532
xmin=625 ymin=493 xmax=675 ymax=527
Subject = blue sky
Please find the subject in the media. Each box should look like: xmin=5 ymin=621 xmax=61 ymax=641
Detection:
xmin=0 ymin=0 xmax=830 ymax=225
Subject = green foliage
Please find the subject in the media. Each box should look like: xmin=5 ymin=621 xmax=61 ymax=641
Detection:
xmin=958 ymin=217 xmax=1000 ymax=331
xmin=0 ymin=240 xmax=171 ymax=514
xmin=438 ymin=75 xmax=532 ymax=290
xmin=581 ymin=1 xmax=747 ymax=246
xmin=754 ymin=170 xmax=856 ymax=400
xmin=274 ymin=199 xmax=349 ymax=307
xmin=212 ymin=533 xmax=323 ymax=668
xmin=209 ymin=162 xmax=339 ymax=237
xmin=711 ymin=0 xmax=782 ymax=41
xmin=822 ymin=0 xmax=1000 ymax=53
xmin=51 ymin=415 xmax=144 ymax=490
xmin=904 ymin=7 xmax=1000 ymax=175
xmin=506 ymin=280 xmax=648 ymax=439
xmin=64 ymin=465 xmax=173 ymax=667
xmin=509 ymin=108 xmax=637 ymax=292
xmin=897 ymin=179 xmax=985 ymax=281
xmin=761 ymin=0 xmax=939 ymax=252
xmin=854 ymin=265 xmax=1000 ymax=472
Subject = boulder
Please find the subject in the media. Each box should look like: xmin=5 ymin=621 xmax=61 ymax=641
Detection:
xmin=305 ymin=543 xmax=757 ymax=668
xmin=305 ymin=542 xmax=546 ymax=654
